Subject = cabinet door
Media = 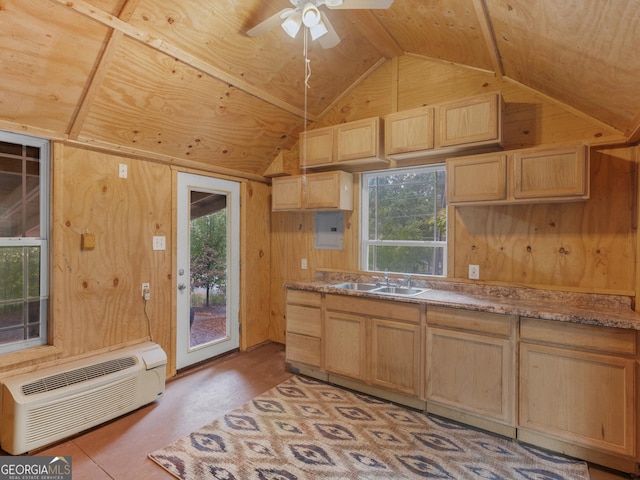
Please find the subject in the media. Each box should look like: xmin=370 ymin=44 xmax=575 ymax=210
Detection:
xmin=272 ymin=176 xmax=302 ymax=210
xmin=519 ymin=343 xmax=635 ymax=457
xmin=385 ymin=107 xmax=434 ymax=159
xmin=513 ymin=144 xmax=589 ymax=200
xmin=324 ymin=311 xmax=367 ymax=381
xmin=426 ymin=326 xmax=515 ymax=424
xmin=304 ymin=171 xmax=353 ymax=210
xmin=446 ymin=154 xmax=507 ymax=204
xmin=438 ymin=93 xmax=501 ymax=148
xmin=370 ymin=319 xmax=421 ymax=396
xmin=336 ymin=117 xmax=381 ymax=163
xmin=300 ymin=126 xmax=334 ymax=167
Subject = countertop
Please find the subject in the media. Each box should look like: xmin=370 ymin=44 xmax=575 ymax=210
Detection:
xmin=286 ymin=275 xmax=640 ymax=331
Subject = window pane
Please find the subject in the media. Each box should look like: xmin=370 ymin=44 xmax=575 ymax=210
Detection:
xmin=0 ymin=132 xmax=48 ymax=354
xmin=0 ymin=145 xmax=41 ymax=237
xmin=27 ymin=246 xmax=41 ymax=298
xmin=0 ymin=303 xmax=22 ymax=329
xmin=0 ymin=247 xmax=24 ymax=302
xmin=368 ymin=171 xmax=446 ymax=242
xmin=368 ymin=245 xmax=446 ymax=276
xmin=363 ymin=165 xmax=447 ymax=276
xmin=0 ymin=303 xmax=24 ymax=344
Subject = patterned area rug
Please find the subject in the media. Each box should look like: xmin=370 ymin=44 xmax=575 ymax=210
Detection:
xmin=149 ymin=375 xmax=590 ymax=479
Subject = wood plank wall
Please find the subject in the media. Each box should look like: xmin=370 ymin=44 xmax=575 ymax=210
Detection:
xmin=1 ymin=143 xmax=273 ymax=379
xmin=269 ymin=55 xmax=637 ymax=342
xmin=51 ymin=145 xmax=175 ymax=371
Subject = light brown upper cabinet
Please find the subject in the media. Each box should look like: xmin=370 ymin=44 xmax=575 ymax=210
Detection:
xmin=299 ymin=126 xmax=335 ymax=168
xmin=447 ymin=143 xmax=589 ymax=206
xmin=385 ymin=92 xmax=503 ymax=161
xmin=447 ymin=153 xmax=507 ymax=204
xmin=512 ymin=145 xmax=589 ymax=200
xmin=384 ymin=106 xmax=435 ymax=160
xmin=272 ymin=171 xmax=353 ymax=211
xmin=439 ymin=93 xmax=503 ymax=148
xmin=299 ymin=117 xmax=387 ymax=169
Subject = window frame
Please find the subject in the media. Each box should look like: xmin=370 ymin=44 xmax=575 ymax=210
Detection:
xmin=360 ymin=164 xmax=447 ymax=277
xmin=0 ymin=131 xmax=50 ymax=355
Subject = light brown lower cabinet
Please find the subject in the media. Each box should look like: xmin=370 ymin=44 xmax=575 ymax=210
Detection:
xmin=323 ymin=294 xmax=422 ymax=399
xmin=519 ymin=317 xmax=638 ymax=472
xmin=284 ymin=289 xmax=640 ymax=474
xmin=425 ymin=306 xmax=517 ymax=437
xmin=285 ymin=290 xmax=322 ymax=368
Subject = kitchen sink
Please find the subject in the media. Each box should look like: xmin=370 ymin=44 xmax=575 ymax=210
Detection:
xmin=332 ymin=282 xmax=429 ymax=297
xmin=371 ymin=286 xmax=429 ymax=296
xmin=332 ymin=282 xmax=379 ymax=291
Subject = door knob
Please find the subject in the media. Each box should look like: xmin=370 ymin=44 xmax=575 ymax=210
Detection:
xmin=178 ymin=283 xmax=187 ymax=291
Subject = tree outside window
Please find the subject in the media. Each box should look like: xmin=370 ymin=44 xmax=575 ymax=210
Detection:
xmin=362 ymin=165 xmax=447 ymax=276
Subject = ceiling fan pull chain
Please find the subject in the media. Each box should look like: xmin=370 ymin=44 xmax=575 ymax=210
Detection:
xmin=302 ymin=29 xmax=311 ymax=189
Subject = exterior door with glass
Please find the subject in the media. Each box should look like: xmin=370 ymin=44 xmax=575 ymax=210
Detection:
xmin=176 ymin=172 xmax=240 ymax=369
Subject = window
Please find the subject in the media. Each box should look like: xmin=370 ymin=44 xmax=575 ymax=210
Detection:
xmin=0 ymin=131 xmax=50 ymax=355
xmin=361 ymin=165 xmax=447 ymax=276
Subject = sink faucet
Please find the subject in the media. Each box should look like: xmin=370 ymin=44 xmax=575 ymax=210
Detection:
xmin=404 ymin=274 xmax=412 ymax=288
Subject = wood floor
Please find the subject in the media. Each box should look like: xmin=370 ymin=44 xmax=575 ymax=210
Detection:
xmin=19 ymin=342 xmax=630 ymax=479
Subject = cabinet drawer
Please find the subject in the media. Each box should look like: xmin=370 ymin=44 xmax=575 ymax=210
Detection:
xmin=427 ymin=306 xmax=513 ymax=337
xmin=287 ymin=290 xmax=321 ymax=308
xmin=326 ymin=294 xmax=421 ymax=324
xmin=520 ymin=317 xmax=636 ymax=356
xmin=286 ymin=333 xmax=321 ymax=367
xmin=287 ymin=304 xmax=321 ymax=337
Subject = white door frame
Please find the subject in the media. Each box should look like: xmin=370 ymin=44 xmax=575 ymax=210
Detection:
xmin=176 ymin=172 xmax=240 ymax=369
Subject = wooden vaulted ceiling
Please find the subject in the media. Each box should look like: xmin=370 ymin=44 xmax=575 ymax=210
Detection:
xmin=1 ymin=0 xmax=639 ymax=179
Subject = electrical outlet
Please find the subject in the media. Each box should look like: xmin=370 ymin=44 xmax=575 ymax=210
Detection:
xmin=141 ymin=282 xmax=150 ymax=299
xmin=468 ymin=265 xmax=480 ymax=280
xmin=119 ymin=163 xmax=128 ymax=179
xmin=301 ymin=258 xmax=308 ymax=270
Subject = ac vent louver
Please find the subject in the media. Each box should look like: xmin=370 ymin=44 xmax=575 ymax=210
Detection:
xmin=21 ymin=356 xmax=137 ymax=396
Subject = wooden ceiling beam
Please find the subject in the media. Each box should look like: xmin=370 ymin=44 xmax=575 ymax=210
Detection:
xmin=50 ymin=0 xmax=316 ymax=122
xmin=471 ymin=0 xmax=504 ymax=79
xmin=68 ymin=0 xmax=142 ymax=139
xmin=627 ymin=113 xmax=640 ymax=144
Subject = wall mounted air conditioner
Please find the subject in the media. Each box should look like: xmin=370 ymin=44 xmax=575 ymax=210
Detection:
xmin=0 ymin=342 xmax=167 ymax=455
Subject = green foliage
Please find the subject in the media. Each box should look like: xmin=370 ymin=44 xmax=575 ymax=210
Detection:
xmin=365 ymin=167 xmax=447 ymax=275
xmin=190 ymin=209 xmax=227 ymax=306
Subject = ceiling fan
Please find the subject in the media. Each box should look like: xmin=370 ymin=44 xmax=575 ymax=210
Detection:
xmin=247 ymin=0 xmax=394 ymax=49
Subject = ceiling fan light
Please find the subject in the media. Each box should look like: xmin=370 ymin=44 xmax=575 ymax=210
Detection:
xmin=302 ymin=3 xmax=321 ymax=27
xmin=309 ymin=20 xmax=329 ymax=40
xmin=281 ymin=12 xmax=302 ymax=38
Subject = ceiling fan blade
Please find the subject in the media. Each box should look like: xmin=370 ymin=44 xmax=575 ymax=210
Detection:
xmin=247 ymin=8 xmax=294 ymax=37
xmin=318 ymin=12 xmax=341 ymax=48
xmin=326 ymin=0 xmax=394 ymax=9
